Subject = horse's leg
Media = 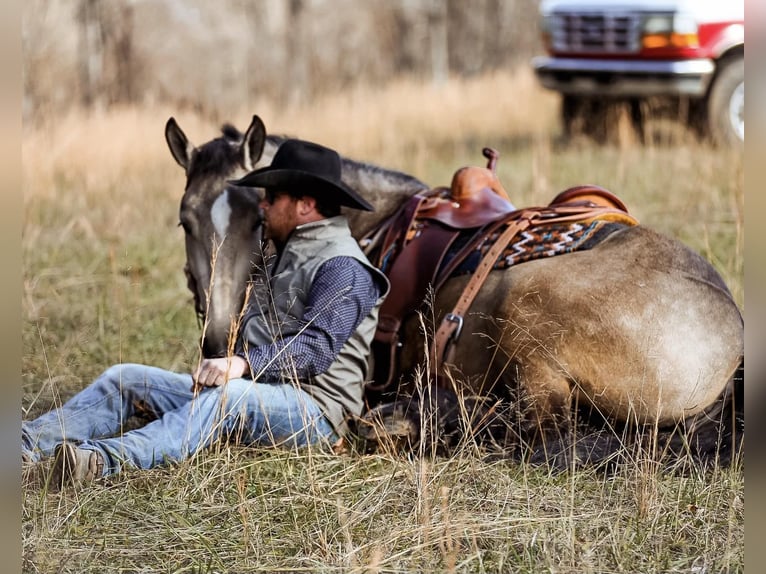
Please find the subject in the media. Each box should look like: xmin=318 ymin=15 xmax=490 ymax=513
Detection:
xmin=356 ymin=398 xmax=420 ymax=453
xmin=355 ymin=387 xmax=462 ymax=455
xmin=491 ymin=354 xmax=584 ymax=469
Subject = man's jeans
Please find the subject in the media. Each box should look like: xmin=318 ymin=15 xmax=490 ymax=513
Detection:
xmin=22 ymin=363 xmax=337 ymax=476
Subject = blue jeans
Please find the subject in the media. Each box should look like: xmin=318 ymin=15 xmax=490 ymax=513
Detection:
xmin=21 ymin=363 xmax=337 ymax=476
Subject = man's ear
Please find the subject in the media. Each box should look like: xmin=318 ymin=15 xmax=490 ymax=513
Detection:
xmin=297 ymin=195 xmax=318 ymax=216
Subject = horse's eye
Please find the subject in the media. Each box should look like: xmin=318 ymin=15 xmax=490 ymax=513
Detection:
xmin=178 ymin=220 xmax=192 ymax=234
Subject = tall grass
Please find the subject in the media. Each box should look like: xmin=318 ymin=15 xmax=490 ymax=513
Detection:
xmin=22 ymin=70 xmax=743 ymax=573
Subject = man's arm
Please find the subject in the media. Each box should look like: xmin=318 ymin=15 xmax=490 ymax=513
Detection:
xmin=239 ymin=256 xmax=380 ymax=380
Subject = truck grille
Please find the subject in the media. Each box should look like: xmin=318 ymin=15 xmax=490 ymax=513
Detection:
xmin=550 ymin=12 xmax=641 ymax=53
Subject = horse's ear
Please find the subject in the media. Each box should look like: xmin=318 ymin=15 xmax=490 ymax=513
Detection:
xmin=241 ymin=115 xmax=267 ymax=171
xmin=165 ymin=117 xmax=195 ymax=172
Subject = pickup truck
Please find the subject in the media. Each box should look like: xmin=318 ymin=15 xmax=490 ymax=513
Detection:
xmin=532 ymin=0 xmax=744 ymax=145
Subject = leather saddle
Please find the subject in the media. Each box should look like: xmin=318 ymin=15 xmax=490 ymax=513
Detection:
xmin=364 ymin=148 xmax=637 ymax=400
xmin=418 ymin=157 xmax=516 ymax=229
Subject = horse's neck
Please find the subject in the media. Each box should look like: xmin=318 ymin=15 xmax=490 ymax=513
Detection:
xmin=340 ymin=158 xmax=429 ymax=239
xmin=345 ymin=188 xmax=420 ymax=239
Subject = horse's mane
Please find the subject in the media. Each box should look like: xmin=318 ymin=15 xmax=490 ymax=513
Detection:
xmin=187 ymin=125 xmax=250 ymax=179
xmin=221 ymin=123 xmax=242 ymax=142
xmin=212 ymin=123 xmax=425 ymax=190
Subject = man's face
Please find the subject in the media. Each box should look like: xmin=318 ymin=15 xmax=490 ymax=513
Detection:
xmin=260 ymin=190 xmax=299 ymax=247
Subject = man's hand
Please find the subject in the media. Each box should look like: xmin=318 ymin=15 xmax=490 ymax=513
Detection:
xmin=192 ymin=356 xmax=249 ymax=393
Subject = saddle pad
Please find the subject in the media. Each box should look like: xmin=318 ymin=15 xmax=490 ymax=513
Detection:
xmin=447 ymin=220 xmax=629 ymax=277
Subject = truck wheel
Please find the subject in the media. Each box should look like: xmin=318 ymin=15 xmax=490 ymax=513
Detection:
xmin=707 ymin=56 xmax=744 ymax=146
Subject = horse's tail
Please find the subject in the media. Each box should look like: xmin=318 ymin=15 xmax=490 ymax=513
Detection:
xmin=664 ymin=357 xmax=744 ymax=467
xmin=718 ymin=356 xmax=744 ymax=464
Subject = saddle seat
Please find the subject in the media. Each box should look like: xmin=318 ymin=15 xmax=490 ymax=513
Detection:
xmin=418 ymin=165 xmax=517 ymax=230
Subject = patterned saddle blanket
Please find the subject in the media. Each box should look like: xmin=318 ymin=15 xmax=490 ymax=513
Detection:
xmin=448 ymin=219 xmax=629 ymax=277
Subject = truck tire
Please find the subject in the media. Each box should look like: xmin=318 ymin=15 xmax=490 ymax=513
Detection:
xmin=707 ymin=56 xmax=744 ymax=146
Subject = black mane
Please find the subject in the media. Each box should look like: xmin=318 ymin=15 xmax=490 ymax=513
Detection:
xmin=221 ymin=123 xmax=242 ymax=142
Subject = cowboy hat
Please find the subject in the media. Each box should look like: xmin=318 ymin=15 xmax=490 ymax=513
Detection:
xmin=230 ymin=139 xmax=374 ymax=211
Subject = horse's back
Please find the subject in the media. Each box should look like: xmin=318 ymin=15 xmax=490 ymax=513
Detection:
xmin=435 ymin=224 xmax=743 ymax=425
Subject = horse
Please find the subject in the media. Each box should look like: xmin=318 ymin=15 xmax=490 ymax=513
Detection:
xmin=166 ymin=116 xmax=744 ymax=468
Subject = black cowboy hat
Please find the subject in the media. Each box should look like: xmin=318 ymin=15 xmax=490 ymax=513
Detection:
xmin=230 ymin=139 xmax=374 ymax=211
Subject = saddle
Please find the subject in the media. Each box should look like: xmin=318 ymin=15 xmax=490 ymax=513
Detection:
xmin=418 ymin=148 xmax=516 ymax=229
xmin=364 ymin=148 xmax=638 ymax=398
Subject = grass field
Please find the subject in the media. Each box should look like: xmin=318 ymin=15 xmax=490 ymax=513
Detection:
xmin=22 ymin=70 xmax=743 ymax=573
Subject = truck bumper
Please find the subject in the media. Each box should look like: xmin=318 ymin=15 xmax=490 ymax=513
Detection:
xmin=532 ymin=57 xmax=715 ymax=98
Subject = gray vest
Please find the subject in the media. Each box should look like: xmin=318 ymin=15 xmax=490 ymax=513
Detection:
xmin=241 ymin=216 xmax=389 ymax=435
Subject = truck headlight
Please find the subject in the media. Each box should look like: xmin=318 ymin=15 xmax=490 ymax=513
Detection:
xmin=642 ymin=12 xmax=699 ymax=49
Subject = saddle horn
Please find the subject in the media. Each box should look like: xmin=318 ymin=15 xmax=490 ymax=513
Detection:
xmin=482 ymin=147 xmax=500 ymax=173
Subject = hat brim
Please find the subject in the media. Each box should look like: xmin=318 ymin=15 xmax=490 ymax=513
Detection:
xmin=230 ymin=167 xmax=374 ymax=212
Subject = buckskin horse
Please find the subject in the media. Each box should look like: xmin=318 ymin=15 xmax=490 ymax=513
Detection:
xmin=166 ymin=115 xmax=744 ymax=468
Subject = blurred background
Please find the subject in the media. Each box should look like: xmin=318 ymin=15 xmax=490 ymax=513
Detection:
xmin=18 ymin=5 xmax=749 ymax=571
xmin=22 ymin=0 xmax=541 ymax=123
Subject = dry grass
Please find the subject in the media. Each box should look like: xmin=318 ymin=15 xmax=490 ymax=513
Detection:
xmin=23 ymin=446 xmax=743 ymax=573
xmin=22 ymin=70 xmax=743 ymax=573
xmin=24 ymin=68 xmax=557 ymax=197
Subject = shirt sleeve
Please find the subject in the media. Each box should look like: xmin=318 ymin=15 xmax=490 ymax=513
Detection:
xmin=239 ymin=256 xmax=381 ymax=380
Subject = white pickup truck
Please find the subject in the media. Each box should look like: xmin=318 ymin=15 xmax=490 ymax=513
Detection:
xmin=532 ymin=0 xmax=744 ymax=145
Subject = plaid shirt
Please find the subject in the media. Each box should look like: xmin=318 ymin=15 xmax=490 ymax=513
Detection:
xmin=238 ymin=256 xmax=381 ymax=380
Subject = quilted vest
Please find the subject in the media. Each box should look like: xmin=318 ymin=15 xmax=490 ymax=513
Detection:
xmin=240 ymin=216 xmax=389 ymax=435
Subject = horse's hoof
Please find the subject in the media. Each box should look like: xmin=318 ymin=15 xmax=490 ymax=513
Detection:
xmin=357 ymin=401 xmax=418 ymax=453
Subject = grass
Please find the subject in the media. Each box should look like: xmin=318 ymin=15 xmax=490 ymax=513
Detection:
xmin=22 ymin=69 xmax=743 ymax=573
xmin=24 ymin=448 xmax=743 ymax=573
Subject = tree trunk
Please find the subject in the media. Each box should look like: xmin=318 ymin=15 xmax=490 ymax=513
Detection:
xmin=428 ymin=0 xmax=448 ymax=85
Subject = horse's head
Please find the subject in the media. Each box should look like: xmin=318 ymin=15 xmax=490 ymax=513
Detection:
xmin=166 ymin=115 xmax=275 ymax=357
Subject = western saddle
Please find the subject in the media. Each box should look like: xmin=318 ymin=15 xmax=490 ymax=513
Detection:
xmin=362 ymin=148 xmax=638 ymax=399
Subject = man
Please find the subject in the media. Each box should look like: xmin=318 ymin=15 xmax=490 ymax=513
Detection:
xmin=22 ymin=139 xmax=389 ymax=486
